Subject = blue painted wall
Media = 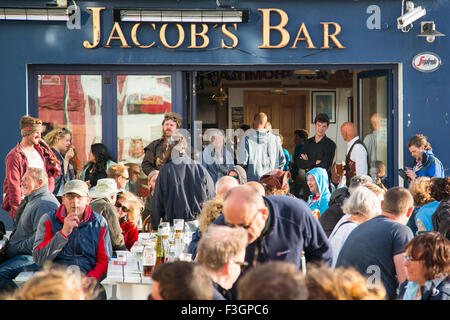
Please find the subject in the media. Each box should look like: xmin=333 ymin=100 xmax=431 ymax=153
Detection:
xmin=0 ymin=0 xmax=449 ymax=228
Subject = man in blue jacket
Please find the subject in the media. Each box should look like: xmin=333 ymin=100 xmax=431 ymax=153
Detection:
xmin=215 ymin=185 xmax=332 ymax=271
xmin=0 ymin=168 xmax=59 ymax=292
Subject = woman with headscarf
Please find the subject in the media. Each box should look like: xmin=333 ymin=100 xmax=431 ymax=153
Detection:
xmin=227 ymin=165 xmax=247 ymax=185
xmin=305 ymin=167 xmax=331 ymax=219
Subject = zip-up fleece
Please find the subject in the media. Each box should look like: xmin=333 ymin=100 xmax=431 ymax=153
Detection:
xmin=237 ymin=129 xmax=286 ymax=182
xmin=33 ymin=204 xmax=112 ymax=280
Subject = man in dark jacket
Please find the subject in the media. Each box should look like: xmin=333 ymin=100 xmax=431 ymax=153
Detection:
xmin=141 ymin=112 xmax=181 ymax=176
xmin=296 ymin=113 xmax=336 ymax=201
xmin=215 ymin=185 xmax=332 ymax=271
xmin=0 ymin=168 xmax=59 ymax=291
xmin=150 ymin=132 xmax=215 ymax=231
xmin=430 ymin=177 xmax=450 ymax=240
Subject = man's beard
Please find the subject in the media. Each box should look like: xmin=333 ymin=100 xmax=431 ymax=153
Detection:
xmin=163 ymin=129 xmax=173 ymax=138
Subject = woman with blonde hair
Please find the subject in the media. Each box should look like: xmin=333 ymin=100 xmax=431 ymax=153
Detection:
xmin=188 ymin=197 xmax=224 ymax=259
xmin=305 ymin=265 xmax=386 ymax=300
xmin=116 ymin=191 xmax=144 ymax=250
xmin=44 ymin=127 xmax=76 ymax=200
xmin=1 ymin=262 xmax=98 ymax=300
xmin=407 ymin=177 xmax=437 ymax=235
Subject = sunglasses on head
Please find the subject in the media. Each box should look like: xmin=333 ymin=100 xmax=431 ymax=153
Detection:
xmin=115 ymin=201 xmax=130 ymax=212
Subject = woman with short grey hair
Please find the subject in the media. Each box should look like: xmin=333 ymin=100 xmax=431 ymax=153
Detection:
xmin=329 ymin=185 xmax=382 ymax=268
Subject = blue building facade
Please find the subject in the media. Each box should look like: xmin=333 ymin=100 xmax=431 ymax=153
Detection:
xmin=0 ymin=0 xmax=448 ymax=228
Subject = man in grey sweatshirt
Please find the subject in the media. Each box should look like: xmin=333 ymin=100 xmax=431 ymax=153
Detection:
xmin=0 ymin=167 xmax=59 ymax=291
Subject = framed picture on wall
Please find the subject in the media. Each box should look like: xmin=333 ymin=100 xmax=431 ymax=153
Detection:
xmin=311 ymin=91 xmax=336 ymax=123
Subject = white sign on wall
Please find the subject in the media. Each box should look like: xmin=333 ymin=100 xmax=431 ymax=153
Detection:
xmin=412 ymin=52 xmax=442 ymax=72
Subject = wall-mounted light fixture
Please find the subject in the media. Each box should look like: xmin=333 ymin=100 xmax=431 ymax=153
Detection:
xmin=0 ymin=7 xmax=69 ymax=21
xmin=417 ymin=21 xmax=445 ymax=43
xmin=114 ymin=8 xmax=249 ymax=23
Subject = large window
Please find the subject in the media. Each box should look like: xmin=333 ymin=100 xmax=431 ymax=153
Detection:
xmin=116 ymin=75 xmax=172 ymax=164
xmin=37 ymin=74 xmax=102 ymax=167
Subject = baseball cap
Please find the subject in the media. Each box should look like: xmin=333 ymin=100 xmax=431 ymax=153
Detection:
xmin=62 ymin=180 xmax=89 ymax=197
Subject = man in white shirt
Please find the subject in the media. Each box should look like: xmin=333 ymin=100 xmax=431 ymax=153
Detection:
xmin=333 ymin=122 xmax=369 ymax=188
xmin=2 ymin=116 xmax=46 ymax=219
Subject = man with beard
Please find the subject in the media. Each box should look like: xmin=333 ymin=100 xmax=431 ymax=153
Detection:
xmin=141 ymin=112 xmax=182 ymax=176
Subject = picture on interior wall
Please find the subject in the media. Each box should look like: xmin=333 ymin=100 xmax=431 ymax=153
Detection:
xmin=311 ymin=91 xmax=336 ymax=123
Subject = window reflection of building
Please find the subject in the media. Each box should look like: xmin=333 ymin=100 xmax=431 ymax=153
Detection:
xmin=116 ymin=75 xmax=172 ymax=164
xmin=363 ymin=113 xmax=387 ymax=180
xmin=38 ymin=75 xmax=102 ymax=166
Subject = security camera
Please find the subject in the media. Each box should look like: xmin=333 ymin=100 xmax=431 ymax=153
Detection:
xmin=397 ymin=3 xmax=426 ymax=30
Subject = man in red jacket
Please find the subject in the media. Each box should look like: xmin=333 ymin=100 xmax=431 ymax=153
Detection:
xmin=2 ymin=116 xmax=60 ymax=219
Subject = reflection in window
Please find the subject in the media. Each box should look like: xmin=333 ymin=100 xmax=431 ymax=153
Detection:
xmin=361 ymin=76 xmax=388 ymax=184
xmin=117 ymin=75 xmax=172 ymax=165
xmin=37 ymin=75 xmax=102 ymax=170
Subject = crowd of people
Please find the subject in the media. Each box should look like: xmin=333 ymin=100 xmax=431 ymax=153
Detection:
xmin=0 ymin=112 xmax=448 ymax=301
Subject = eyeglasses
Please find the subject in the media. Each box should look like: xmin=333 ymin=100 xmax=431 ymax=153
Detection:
xmin=403 ymin=255 xmax=423 ymax=262
xmin=120 ymin=175 xmax=129 ymax=181
xmin=115 ymin=201 xmax=130 ymax=212
xmin=225 ymin=210 xmax=260 ymax=230
xmin=233 ymin=260 xmax=249 ymax=272
xmin=132 ymin=171 xmax=140 ymax=175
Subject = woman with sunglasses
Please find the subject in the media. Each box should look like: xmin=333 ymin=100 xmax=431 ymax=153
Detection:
xmin=397 ymin=232 xmax=449 ymax=300
xmin=116 ymin=191 xmax=144 ymax=251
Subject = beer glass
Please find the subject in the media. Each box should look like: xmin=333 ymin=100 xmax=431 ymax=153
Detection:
xmin=173 ymin=219 xmax=184 ymax=240
xmin=159 ymin=222 xmax=170 ymax=240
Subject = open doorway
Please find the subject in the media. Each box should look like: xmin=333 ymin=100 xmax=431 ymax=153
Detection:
xmin=194 ymin=68 xmax=392 ymax=187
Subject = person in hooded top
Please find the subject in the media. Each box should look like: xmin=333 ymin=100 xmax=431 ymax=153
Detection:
xmin=227 ymin=165 xmax=247 ymax=185
xmin=306 ymin=167 xmax=331 ymax=219
xmin=237 ymin=112 xmax=286 ymax=182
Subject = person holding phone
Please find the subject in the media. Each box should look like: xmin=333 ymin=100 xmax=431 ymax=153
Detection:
xmin=405 ymin=134 xmax=444 ymax=181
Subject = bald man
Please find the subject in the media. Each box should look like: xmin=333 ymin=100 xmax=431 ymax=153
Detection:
xmin=237 ymin=112 xmax=286 ymax=182
xmin=214 ymin=185 xmax=332 ymax=271
xmin=335 ymin=122 xmax=369 ymax=187
xmin=216 ymin=176 xmax=239 ymax=198
xmin=246 ymin=181 xmax=265 ymax=196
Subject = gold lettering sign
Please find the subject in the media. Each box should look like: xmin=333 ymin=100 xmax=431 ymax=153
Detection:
xmin=160 ymin=24 xmax=185 ymax=49
xmin=131 ymin=23 xmax=156 ymax=48
xmin=83 ymin=7 xmax=105 ymax=49
xmin=82 ymin=7 xmax=346 ymax=51
xmin=291 ymin=22 xmax=316 ymax=49
xmin=221 ymin=24 xmax=238 ymax=49
xmin=189 ymin=24 xmax=210 ymax=49
xmin=321 ymin=22 xmax=346 ymax=49
xmin=105 ymin=22 xmax=131 ymax=48
xmin=258 ymin=8 xmax=290 ymax=49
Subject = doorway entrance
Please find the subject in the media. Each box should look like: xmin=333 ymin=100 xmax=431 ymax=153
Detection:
xmin=244 ymin=90 xmax=309 ymax=155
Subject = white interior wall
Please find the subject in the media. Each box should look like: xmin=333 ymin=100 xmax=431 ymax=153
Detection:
xmin=228 ymin=87 xmax=352 ymax=164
